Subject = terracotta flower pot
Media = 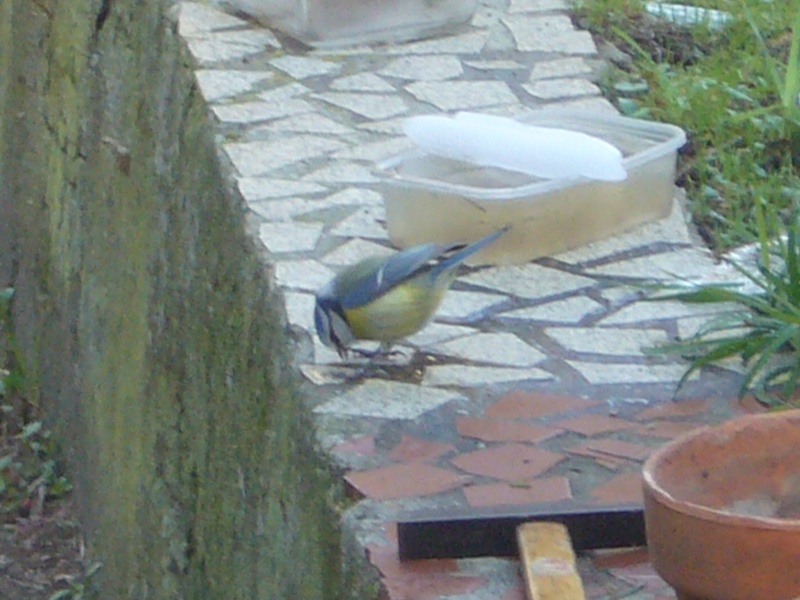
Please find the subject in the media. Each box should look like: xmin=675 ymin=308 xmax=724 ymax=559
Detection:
xmin=642 ymin=410 xmax=800 ymax=600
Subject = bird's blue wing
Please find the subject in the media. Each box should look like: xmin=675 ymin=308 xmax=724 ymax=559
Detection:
xmin=336 ymin=243 xmax=449 ymax=310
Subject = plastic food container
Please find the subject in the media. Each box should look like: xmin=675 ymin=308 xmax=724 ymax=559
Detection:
xmin=225 ymin=0 xmax=478 ymax=47
xmin=375 ymin=109 xmax=687 ymax=265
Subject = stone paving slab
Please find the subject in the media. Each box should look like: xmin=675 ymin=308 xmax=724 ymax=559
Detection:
xmin=175 ymin=2 xmax=754 ymax=598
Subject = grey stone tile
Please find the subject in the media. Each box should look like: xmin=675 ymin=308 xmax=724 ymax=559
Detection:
xmin=249 ymin=198 xmax=318 ymax=221
xmin=321 ymin=239 xmax=394 ymax=266
xmin=599 ymin=299 xmax=735 ymax=326
xmin=463 ymin=60 xmax=526 ymax=71
xmin=565 ymin=360 xmax=693 ymax=385
xmin=274 ymin=260 xmax=335 ymax=291
xmin=270 ymin=55 xmax=342 ymax=78
xmin=329 ymin=205 xmax=387 ymax=239
xmin=380 ymin=56 xmax=464 ymax=81
xmin=223 ymin=136 xmax=347 ymax=176
xmin=502 ymin=15 xmax=597 ymax=54
xmin=404 ymin=323 xmax=477 ymax=347
xmin=185 ymin=37 xmax=273 ymax=65
xmin=587 ymin=248 xmax=718 ymax=280
xmin=312 ymin=92 xmax=409 ymax=120
xmin=461 ymin=264 xmax=596 ymax=299
xmin=259 ymin=221 xmax=324 ymax=253
xmin=265 ymin=113 xmax=355 ymax=135
xmin=528 ymin=57 xmax=593 ymax=80
xmin=314 ymin=380 xmax=462 ymax=419
xmin=321 ymin=188 xmax=384 ymax=207
xmin=405 ymin=80 xmax=518 ymax=110
xmin=332 ymin=137 xmax=413 ymax=161
xmin=501 ymin=296 xmax=601 ymax=323
xmin=256 ymin=82 xmax=312 ymax=101
xmin=430 ymin=332 xmax=546 ymax=367
xmin=194 ymin=69 xmax=273 ymax=102
xmin=436 ymin=290 xmax=507 ymax=321
xmin=237 ymin=178 xmax=327 ymax=201
xmin=545 ymin=326 xmax=668 ymax=356
xmin=177 ymin=2 xmax=250 ymax=36
xmin=211 ymin=98 xmax=314 ymax=124
xmin=523 ymin=78 xmax=601 ymax=100
xmin=330 ymin=73 xmax=396 ymax=91
xmin=422 ymin=364 xmax=553 ymax=386
xmin=302 ymin=161 xmax=379 ymax=184
xmin=283 ymin=291 xmax=317 ymax=331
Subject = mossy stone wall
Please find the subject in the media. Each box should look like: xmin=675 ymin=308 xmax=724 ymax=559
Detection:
xmin=0 ymin=1 xmax=356 ymax=598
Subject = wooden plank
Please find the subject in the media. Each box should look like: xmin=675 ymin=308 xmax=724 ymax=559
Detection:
xmin=397 ymin=502 xmax=645 ymax=560
xmin=517 ymin=522 xmax=586 ymax=600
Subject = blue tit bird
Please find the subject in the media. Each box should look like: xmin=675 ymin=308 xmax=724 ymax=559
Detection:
xmin=314 ymin=227 xmax=508 ymax=359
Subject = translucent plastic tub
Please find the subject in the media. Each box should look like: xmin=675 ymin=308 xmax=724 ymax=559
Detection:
xmin=376 ymin=109 xmax=687 ymax=265
xmin=225 ymin=0 xmax=478 ymax=47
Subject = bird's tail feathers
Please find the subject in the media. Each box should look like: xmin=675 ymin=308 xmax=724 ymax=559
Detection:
xmin=433 ymin=225 xmax=510 ymax=275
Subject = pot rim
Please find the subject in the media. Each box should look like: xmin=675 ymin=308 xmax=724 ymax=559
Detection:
xmin=642 ymin=409 xmax=800 ymax=530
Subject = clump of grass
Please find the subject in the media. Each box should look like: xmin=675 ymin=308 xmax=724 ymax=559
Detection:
xmin=575 ymin=0 xmax=800 ymax=251
xmin=650 ymin=200 xmax=800 ymax=407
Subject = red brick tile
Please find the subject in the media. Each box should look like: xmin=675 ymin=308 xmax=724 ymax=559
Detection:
xmin=389 ymin=435 xmax=457 ymax=463
xmin=382 ymin=574 xmax=486 ymax=600
xmin=591 ymin=471 xmax=643 ymax=505
xmin=463 ymin=476 xmax=572 ymax=507
xmin=451 ymin=444 xmax=564 ymax=481
xmin=456 ymin=416 xmax=563 ymax=444
xmin=552 ymin=414 xmax=635 ymax=436
xmin=331 ymin=434 xmax=376 ymax=458
xmin=633 ymin=420 xmax=703 ymax=440
xmin=485 ymin=390 xmax=599 ymax=419
xmin=635 ymin=398 xmax=710 ymax=420
xmin=346 ymin=463 xmax=466 ymax=500
xmin=591 ymin=547 xmax=649 ymax=570
xmin=568 ymin=439 xmax=652 ymax=464
xmin=367 ymin=543 xmax=457 ymax=578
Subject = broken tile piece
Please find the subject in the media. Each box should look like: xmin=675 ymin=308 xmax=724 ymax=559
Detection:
xmin=485 ymin=391 xmax=599 ymax=419
xmin=346 ymin=463 xmax=465 ymax=500
xmin=389 ymin=435 xmax=457 ymax=463
xmin=552 ymin=414 xmax=635 ymax=436
xmin=451 ymin=444 xmax=564 ymax=481
xmin=456 ymin=416 xmax=562 ymax=443
xmin=463 ymin=477 xmax=572 ymax=507
xmin=461 ymin=264 xmax=595 ymax=299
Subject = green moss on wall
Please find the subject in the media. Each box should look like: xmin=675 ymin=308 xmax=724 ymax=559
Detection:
xmin=0 ymin=1 xmax=364 ymax=598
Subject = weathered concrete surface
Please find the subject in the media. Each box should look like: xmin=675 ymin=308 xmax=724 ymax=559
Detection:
xmin=0 ymin=1 xmax=367 ymax=598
